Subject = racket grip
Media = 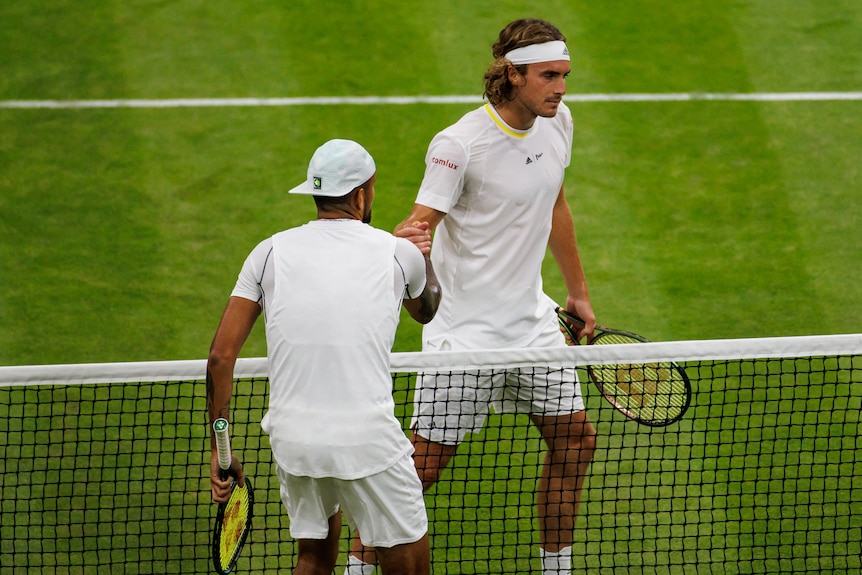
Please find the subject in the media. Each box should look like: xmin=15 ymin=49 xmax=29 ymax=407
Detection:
xmin=213 ymin=418 xmax=232 ymax=471
xmin=556 ymin=306 xmax=586 ymax=327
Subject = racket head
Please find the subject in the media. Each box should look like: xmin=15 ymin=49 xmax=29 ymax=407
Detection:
xmin=556 ymin=306 xmax=691 ymax=426
xmin=213 ymin=478 xmax=254 ymax=574
xmin=587 ymin=331 xmax=692 ymax=426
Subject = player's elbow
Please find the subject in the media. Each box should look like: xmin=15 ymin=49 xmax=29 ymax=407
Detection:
xmin=417 ymin=282 xmax=443 ymax=324
xmin=405 ymin=282 xmax=442 ymax=324
xmin=207 ymin=345 xmax=238 ymax=372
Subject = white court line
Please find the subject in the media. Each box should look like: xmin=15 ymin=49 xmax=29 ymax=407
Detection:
xmin=1 ymin=92 xmax=862 ymax=109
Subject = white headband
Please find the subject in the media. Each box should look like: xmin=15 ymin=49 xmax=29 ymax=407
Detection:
xmin=504 ymin=40 xmax=569 ymax=65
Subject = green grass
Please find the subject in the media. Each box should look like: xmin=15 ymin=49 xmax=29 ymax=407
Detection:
xmin=2 ymin=0 xmax=861 ymax=366
xmin=1 ymin=1 xmax=861 ymax=574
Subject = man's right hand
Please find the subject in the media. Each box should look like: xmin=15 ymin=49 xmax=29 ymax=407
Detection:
xmin=210 ymin=452 xmax=245 ymax=503
xmin=395 ymin=221 xmax=433 ymax=255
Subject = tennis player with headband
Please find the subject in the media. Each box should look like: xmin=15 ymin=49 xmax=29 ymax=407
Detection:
xmin=346 ymin=18 xmax=597 ymax=575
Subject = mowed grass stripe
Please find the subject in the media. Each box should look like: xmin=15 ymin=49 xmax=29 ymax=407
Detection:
xmin=754 ymin=102 xmax=862 ymax=332
xmin=0 ymin=110 xmax=165 ymax=364
xmin=565 ymin=1 xmax=805 ymax=340
xmin=2 ymin=0 xmax=860 ymax=367
xmin=568 ymin=1 xmax=858 ymax=339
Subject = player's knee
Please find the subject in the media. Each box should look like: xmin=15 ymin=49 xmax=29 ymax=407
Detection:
xmin=548 ymin=427 xmax=597 ymax=468
xmin=579 ymin=428 xmax=597 ymax=462
xmin=574 ymin=422 xmax=598 ymax=460
xmin=417 ymin=464 xmax=444 ymax=490
xmin=412 ymin=436 xmax=457 ymax=490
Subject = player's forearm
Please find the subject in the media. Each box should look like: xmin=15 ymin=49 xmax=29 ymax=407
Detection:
xmin=405 ymin=256 xmax=442 ymax=324
xmin=396 ymin=204 xmax=446 ymax=235
xmin=549 ymin=199 xmax=589 ymax=302
xmin=205 ymin=297 xmax=260 ymax=446
xmin=206 ymin=360 xmax=235 ymax=449
xmin=206 ymin=365 xmax=233 ymax=420
xmin=554 ymin=244 xmax=589 ymax=302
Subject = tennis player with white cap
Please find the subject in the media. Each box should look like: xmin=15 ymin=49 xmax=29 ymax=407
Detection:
xmin=207 ymin=138 xmax=441 ymax=575
xmin=345 ymin=19 xmax=597 ymax=575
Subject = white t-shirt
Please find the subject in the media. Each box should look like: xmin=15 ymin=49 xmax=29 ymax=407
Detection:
xmin=416 ymin=103 xmax=573 ymax=349
xmin=230 ymin=219 xmax=427 ymax=479
xmin=231 ymin=224 xmax=426 ymax=320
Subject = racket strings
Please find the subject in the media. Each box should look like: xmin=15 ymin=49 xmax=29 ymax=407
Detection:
xmin=591 ymin=362 xmax=689 ymax=422
xmin=588 ymin=334 xmax=690 ymax=424
xmin=593 ymin=365 xmax=687 ymax=402
xmin=219 ymin=482 xmax=252 ymax=568
xmin=557 ymin=309 xmax=691 ymax=425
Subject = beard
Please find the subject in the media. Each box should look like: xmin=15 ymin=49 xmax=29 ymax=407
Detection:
xmin=533 ymin=99 xmax=561 ymax=118
xmin=362 ymin=208 xmax=372 ymax=224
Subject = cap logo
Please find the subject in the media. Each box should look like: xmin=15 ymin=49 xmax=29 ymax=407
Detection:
xmin=289 ymin=139 xmax=376 ymax=197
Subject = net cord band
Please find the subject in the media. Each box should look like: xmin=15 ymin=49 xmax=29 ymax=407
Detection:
xmin=1 ymin=333 xmax=860 ymax=386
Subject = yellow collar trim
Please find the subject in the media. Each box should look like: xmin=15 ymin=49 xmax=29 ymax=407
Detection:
xmin=484 ymin=104 xmax=529 ymax=139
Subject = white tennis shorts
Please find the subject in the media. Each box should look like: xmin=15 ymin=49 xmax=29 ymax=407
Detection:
xmin=411 ymin=327 xmax=585 ymax=446
xmin=276 ymin=452 xmax=428 ymax=548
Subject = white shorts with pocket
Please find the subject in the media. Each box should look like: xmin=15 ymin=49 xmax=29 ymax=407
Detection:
xmin=276 ymin=452 xmax=428 ymax=548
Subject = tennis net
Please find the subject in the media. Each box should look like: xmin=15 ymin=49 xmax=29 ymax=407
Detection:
xmin=1 ymin=334 xmax=860 ymax=574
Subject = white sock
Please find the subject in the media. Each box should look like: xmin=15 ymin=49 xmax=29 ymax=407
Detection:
xmin=540 ymin=546 xmax=572 ymax=575
xmin=344 ymin=554 xmax=375 ymax=575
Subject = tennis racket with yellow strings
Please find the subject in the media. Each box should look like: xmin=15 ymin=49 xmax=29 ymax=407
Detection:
xmin=557 ymin=307 xmax=691 ymax=426
xmin=212 ymin=418 xmax=254 ymax=574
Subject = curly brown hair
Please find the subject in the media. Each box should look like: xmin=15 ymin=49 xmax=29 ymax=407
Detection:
xmin=483 ymin=19 xmax=567 ymax=106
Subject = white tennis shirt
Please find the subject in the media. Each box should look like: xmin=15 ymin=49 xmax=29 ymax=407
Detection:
xmin=416 ymin=103 xmax=573 ymax=349
xmin=230 ymin=219 xmax=427 ymax=479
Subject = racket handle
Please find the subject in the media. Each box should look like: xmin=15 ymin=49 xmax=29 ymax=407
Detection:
xmin=213 ymin=418 xmax=232 ymax=471
xmin=556 ymin=306 xmax=586 ymax=326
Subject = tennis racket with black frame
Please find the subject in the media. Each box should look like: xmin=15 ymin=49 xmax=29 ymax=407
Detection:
xmin=212 ymin=418 xmax=254 ymax=574
xmin=556 ymin=307 xmax=692 ymax=426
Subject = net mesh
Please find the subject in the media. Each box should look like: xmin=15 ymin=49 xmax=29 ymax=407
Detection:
xmin=1 ymin=335 xmax=860 ymax=574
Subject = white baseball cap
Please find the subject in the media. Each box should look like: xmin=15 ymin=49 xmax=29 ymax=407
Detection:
xmin=288 ymin=139 xmax=376 ymax=197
